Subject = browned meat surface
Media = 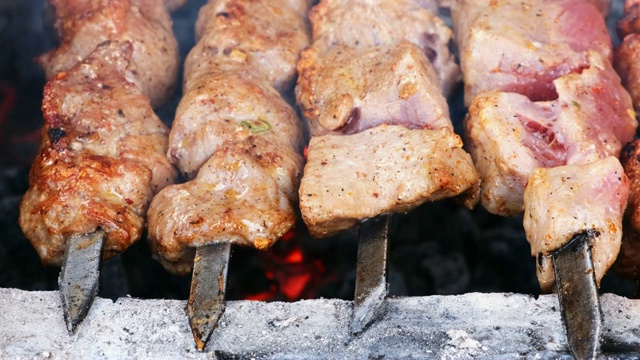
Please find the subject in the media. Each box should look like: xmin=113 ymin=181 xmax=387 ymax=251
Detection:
xmin=451 ymin=0 xmax=612 ymax=105
xmin=38 ymin=0 xmax=179 ymax=108
xmin=308 ymin=0 xmax=459 ymax=96
xmin=524 ymin=157 xmax=629 ymax=291
xmin=184 ymin=0 xmax=311 ymax=93
xmin=299 ymin=125 xmax=478 ymax=238
xmin=466 ymin=51 xmax=636 ymax=216
xmin=146 ymin=0 xmax=307 ymax=275
xmin=148 ymin=140 xmax=301 ymax=275
xmin=615 ymin=139 xmax=640 ymax=280
xmin=19 ymin=41 xmax=177 ymax=266
xmin=618 ymin=0 xmax=640 ymax=38
xmin=615 ymin=34 xmax=640 ymax=112
xmin=296 ymin=42 xmax=450 ymax=137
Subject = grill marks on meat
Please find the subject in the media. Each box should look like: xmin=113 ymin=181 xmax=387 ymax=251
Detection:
xmin=146 ymin=0 xmax=308 ymax=275
xmin=454 ymin=0 xmax=637 ymax=290
xmin=297 ymin=0 xmax=478 ymax=238
xmin=451 ymin=0 xmax=612 ymax=106
xmin=297 ymin=42 xmax=451 ymax=136
xmin=300 ymin=126 xmax=479 ymax=238
xmin=524 ymin=157 xmax=628 ymax=292
xmin=306 ymin=0 xmax=460 ymax=96
xmin=19 ymin=41 xmax=177 ymax=266
xmin=38 ymin=0 xmax=179 ymax=108
xmin=467 ymin=52 xmax=636 ymax=216
xmin=184 ymin=0 xmax=312 ymax=93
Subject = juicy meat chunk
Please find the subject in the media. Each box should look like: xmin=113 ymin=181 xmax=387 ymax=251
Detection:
xmin=38 ymin=0 xmax=179 ymax=107
xmin=168 ymin=63 xmax=303 ymax=180
xmin=184 ymin=0 xmax=311 ymax=93
xmin=19 ymin=41 xmax=177 ymax=266
xmin=618 ymin=0 xmax=640 ymax=38
xmin=299 ymin=125 xmax=479 ymax=238
xmin=615 ymin=33 xmax=640 ymax=112
xmin=523 ymin=157 xmax=629 ymax=291
xmin=466 ymin=51 xmax=636 ymax=216
xmin=452 ymin=0 xmax=612 ymax=105
xmin=309 ymin=0 xmax=459 ymax=96
xmin=615 ymin=139 xmax=640 ymax=280
xmin=296 ymin=42 xmax=451 ymax=137
xmin=148 ymin=140 xmax=302 ymax=275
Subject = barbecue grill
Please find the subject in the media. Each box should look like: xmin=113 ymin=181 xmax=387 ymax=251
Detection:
xmin=1 ymin=0 xmax=639 ymax=358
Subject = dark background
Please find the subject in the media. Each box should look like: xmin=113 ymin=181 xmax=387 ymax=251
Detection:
xmin=0 ymin=0 xmax=636 ymax=303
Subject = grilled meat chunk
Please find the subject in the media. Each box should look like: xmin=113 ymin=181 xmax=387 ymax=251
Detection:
xmin=615 ymin=139 xmax=640 ymax=280
xmin=466 ymin=51 xmax=636 ymax=216
xmin=169 ymin=63 xmax=303 ymax=180
xmin=615 ymin=34 xmax=640 ymax=112
xmin=299 ymin=125 xmax=478 ymax=238
xmin=296 ymin=42 xmax=451 ymax=137
xmin=148 ymin=140 xmax=301 ymax=275
xmin=19 ymin=41 xmax=177 ymax=266
xmin=184 ymin=0 xmax=311 ymax=93
xmin=451 ymin=0 xmax=612 ymax=105
xmin=309 ymin=0 xmax=459 ymax=95
xmin=38 ymin=0 xmax=179 ymax=107
xmin=524 ymin=157 xmax=629 ymax=291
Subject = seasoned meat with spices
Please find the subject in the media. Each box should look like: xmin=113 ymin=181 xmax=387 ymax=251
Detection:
xmin=38 ymin=0 xmax=179 ymax=107
xmin=296 ymin=42 xmax=450 ymax=136
xmin=299 ymin=125 xmax=478 ymax=238
xmin=20 ymin=41 xmax=177 ymax=266
xmin=524 ymin=157 xmax=629 ymax=291
xmin=308 ymin=0 xmax=459 ymax=95
xmin=184 ymin=0 xmax=311 ymax=93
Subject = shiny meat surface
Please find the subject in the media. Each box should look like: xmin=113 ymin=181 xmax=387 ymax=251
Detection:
xmin=19 ymin=41 xmax=177 ymax=266
xmin=147 ymin=141 xmax=301 ymax=275
xmin=296 ymin=42 xmax=451 ymax=137
xmin=38 ymin=0 xmax=179 ymax=108
xmin=169 ymin=63 xmax=303 ymax=180
xmin=184 ymin=0 xmax=311 ymax=93
xmin=452 ymin=0 xmax=612 ymax=105
xmin=466 ymin=51 xmax=636 ymax=216
xmin=309 ymin=0 xmax=459 ymax=95
xmin=299 ymin=125 xmax=479 ymax=238
xmin=147 ymin=0 xmax=307 ymax=274
xmin=523 ymin=157 xmax=629 ymax=291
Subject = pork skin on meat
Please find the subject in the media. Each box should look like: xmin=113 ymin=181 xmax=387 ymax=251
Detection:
xmin=296 ymin=42 xmax=451 ymax=137
xmin=38 ymin=0 xmax=179 ymax=107
xmin=20 ymin=41 xmax=177 ymax=266
xmin=299 ymin=125 xmax=479 ymax=238
xmin=466 ymin=51 xmax=636 ymax=216
xmin=184 ymin=0 xmax=311 ymax=93
xmin=308 ymin=0 xmax=459 ymax=96
xmin=524 ymin=157 xmax=629 ymax=292
xmin=451 ymin=0 xmax=612 ymax=105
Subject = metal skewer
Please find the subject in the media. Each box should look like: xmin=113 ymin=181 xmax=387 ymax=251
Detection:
xmin=552 ymin=230 xmax=602 ymax=360
xmin=188 ymin=242 xmax=232 ymax=351
xmin=351 ymin=214 xmax=390 ymax=334
xmin=58 ymin=230 xmax=105 ymax=334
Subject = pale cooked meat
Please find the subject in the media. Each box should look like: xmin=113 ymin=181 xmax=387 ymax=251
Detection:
xmin=308 ymin=0 xmax=458 ymax=96
xmin=451 ymin=0 xmax=612 ymax=105
xmin=299 ymin=125 xmax=479 ymax=238
xmin=38 ymin=0 xmax=179 ymax=107
xmin=523 ymin=157 xmax=629 ymax=291
xmin=587 ymin=0 xmax=611 ymax=16
xmin=19 ymin=41 xmax=177 ymax=266
xmin=148 ymin=140 xmax=302 ymax=275
xmin=168 ymin=63 xmax=303 ymax=180
xmin=466 ymin=51 xmax=636 ymax=216
xmin=184 ymin=0 xmax=311 ymax=93
xmin=296 ymin=42 xmax=451 ymax=137
xmin=164 ymin=0 xmax=188 ymax=12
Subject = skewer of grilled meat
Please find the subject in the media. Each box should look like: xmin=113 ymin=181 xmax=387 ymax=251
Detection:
xmin=296 ymin=0 xmax=479 ymax=333
xmin=38 ymin=0 xmax=180 ymax=108
xmin=451 ymin=0 xmax=637 ymax=357
xmin=146 ymin=0 xmax=310 ymax=350
xmin=19 ymin=40 xmax=178 ymax=331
